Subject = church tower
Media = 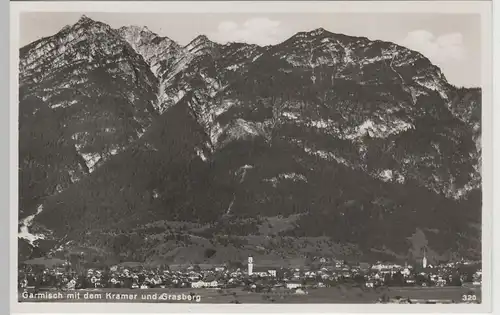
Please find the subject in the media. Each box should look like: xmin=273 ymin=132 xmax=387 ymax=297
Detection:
xmin=248 ymin=256 xmax=254 ymax=275
xmin=422 ymin=248 xmax=428 ymax=269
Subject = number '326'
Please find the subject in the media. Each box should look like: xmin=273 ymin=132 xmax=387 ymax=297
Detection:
xmin=462 ymin=294 xmax=477 ymax=301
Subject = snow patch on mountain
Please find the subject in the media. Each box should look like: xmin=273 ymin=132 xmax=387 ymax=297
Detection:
xmin=415 ymin=77 xmax=450 ymax=101
xmin=215 ymin=119 xmax=267 ymax=148
xmin=282 ymin=112 xmax=300 ymax=120
xmin=302 ymin=145 xmax=352 ymax=168
xmin=377 ymin=169 xmax=405 ymax=184
xmin=214 ymin=100 xmax=235 ymax=117
xmin=209 ymin=122 xmax=224 ymax=147
xmin=264 ymin=173 xmax=308 ymax=187
xmin=50 ymin=100 xmax=78 ymax=109
xmin=195 ymin=147 xmax=208 ymax=161
xmin=450 ymin=182 xmax=476 ymax=200
xmin=360 ymin=55 xmax=392 ymax=65
xmin=306 ymin=119 xmax=336 ymax=130
xmin=79 ymin=153 xmax=101 ymax=173
xmin=345 ymin=119 xmax=414 ymax=139
xmin=231 ymin=119 xmax=264 ymax=137
xmin=19 ymin=205 xmax=46 ymax=245
xmin=68 ymin=170 xmax=82 ymax=183
xmin=226 ymin=64 xmax=242 ymax=71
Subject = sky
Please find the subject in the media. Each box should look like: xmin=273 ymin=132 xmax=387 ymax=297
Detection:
xmin=19 ymin=12 xmax=482 ymax=88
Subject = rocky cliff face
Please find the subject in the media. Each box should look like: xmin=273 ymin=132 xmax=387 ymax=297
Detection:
xmin=18 ymin=16 xmax=481 ymax=264
xmin=19 ymin=16 xmax=159 ymax=219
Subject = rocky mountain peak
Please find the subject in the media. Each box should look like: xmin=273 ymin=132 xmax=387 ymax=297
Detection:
xmin=72 ymin=14 xmax=111 ymax=33
xmin=190 ymin=34 xmax=210 ymax=44
xmin=117 ymin=25 xmax=182 ymax=79
xmin=75 ymin=14 xmax=93 ymax=25
xmin=307 ymin=27 xmax=328 ymax=36
xmin=18 ymin=17 xmax=160 ymax=220
xmin=185 ymin=34 xmax=217 ymax=54
xmin=118 ymin=25 xmax=163 ymax=40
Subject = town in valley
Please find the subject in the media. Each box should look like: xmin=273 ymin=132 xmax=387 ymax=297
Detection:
xmin=19 ymin=253 xmax=482 ymax=304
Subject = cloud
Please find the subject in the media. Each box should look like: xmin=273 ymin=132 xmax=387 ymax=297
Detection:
xmin=400 ymin=30 xmax=466 ymax=64
xmin=210 ymin=17 xmax=284 ymax=46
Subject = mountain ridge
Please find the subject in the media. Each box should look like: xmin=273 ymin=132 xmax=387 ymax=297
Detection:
xmin=18 ymin=15 xmax=482 ymax=266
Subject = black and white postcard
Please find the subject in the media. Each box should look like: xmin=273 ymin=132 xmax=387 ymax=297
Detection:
xmin=10 ymin=1 xmax=493 ymax=313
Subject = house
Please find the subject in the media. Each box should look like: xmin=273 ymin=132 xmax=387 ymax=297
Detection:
xmin=371 ymin=263 xmax=402 ymax=271
xmin=191 ymin=281 xmax=205 ymax=289
xmin=286 ymin=282 xmax=302 ymax=289
xmin=436 ymin=278 xmax=446 ymax=287
xmin=402 ymin=268 xmax=411 ymax=277
xmin=294 ymin=288 xmax=307 ymax=295
xmin=190 ymin=280 xmax=218 ymax=288
xmin=251 ymin=266 xmax=278 ymax=278
xmin=304 ymin=271 xmax=316 ymax=278
xmin=67 ymin=279 xmax=76 ymax=290
xmin=229 ymin=270 xmax=243 ymax=277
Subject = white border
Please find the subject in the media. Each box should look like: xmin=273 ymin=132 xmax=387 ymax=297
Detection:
xmin=10 ymin=1 xmax=493 ymax=314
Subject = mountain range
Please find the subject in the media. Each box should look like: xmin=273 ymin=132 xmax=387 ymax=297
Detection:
xmin=18 ymin=15 xmax=481 ymax=267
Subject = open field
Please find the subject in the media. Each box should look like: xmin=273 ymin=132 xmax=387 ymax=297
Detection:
xmin=18 ymin=285 xmax=481 ymax=304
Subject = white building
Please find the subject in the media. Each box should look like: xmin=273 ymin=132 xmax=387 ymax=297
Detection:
xmin=286 ymin=282 xmax=302 ymax=289
xmin=191 ymin=281 xmax=205 ymax=288
xmin=371 ymin=263 xmax=402 ymax=271
xmin=190 ymin=280 xmax=219 ymax=288
xmin=248 ymin=256 xmax=253 ymax=275
xmin=402 ymin=267 xmax=411 ymax=276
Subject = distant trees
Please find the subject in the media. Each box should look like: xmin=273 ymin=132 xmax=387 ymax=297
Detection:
xmin=415 ymin=274 xmax=430 ymax=286
xmin=228 ymin=260 xmax=244 ymax=270
xmin=353 ymin=274 xmax=366 ymax=285
xmin=449 ymin=274 xmax=463 ymax=286
xmin=68 ymin=253 xmax=83 ymax=274
xmin=391 ymin=271 xmax=405 ymax=286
